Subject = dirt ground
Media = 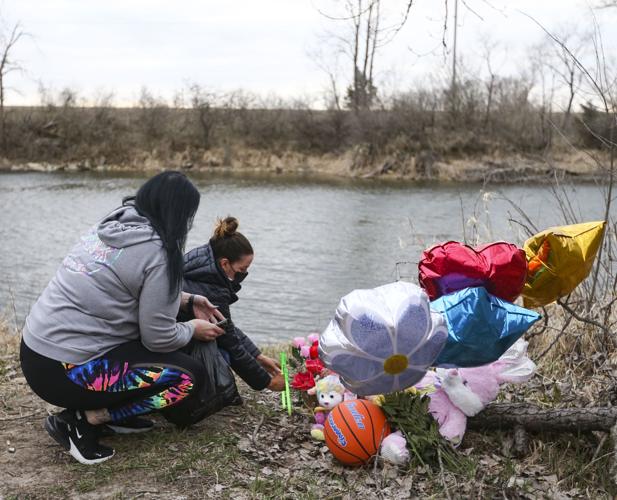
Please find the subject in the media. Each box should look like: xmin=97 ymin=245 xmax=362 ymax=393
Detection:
xmin=1 ymin=328 xmax=615 ymax=500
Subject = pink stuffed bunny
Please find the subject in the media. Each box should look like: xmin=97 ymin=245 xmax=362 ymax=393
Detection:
xmin=415 ymin=339 xmax=536 ymax=444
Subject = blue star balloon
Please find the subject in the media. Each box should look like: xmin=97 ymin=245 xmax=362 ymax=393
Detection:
xmin=432 ymin=287 xmax=541 ymax=368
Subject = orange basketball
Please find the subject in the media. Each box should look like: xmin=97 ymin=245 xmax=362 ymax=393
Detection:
xmin=324 ymin=399 xmax=391 ymax=466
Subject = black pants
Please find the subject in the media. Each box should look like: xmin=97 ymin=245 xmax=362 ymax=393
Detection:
xmin=20 ymin=339 xmax=205 ymax=422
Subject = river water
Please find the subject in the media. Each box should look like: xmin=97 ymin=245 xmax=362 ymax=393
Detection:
xmin=0 ymin=171 xmax=606 ymax=345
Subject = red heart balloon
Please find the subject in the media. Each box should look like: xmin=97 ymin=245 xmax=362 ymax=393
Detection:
xmin=418 ymin=241 xmax=527 ymax=302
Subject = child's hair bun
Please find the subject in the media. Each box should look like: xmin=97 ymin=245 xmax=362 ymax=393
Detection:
xmin=213 ymin=216 xmax=239 ymax=239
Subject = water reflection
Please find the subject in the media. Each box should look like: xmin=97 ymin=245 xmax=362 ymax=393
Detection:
xmin=0 ymin=171 xmax=607 ymax=344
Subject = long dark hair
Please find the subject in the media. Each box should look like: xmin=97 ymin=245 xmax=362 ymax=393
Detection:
xmin=210 ymin=216 xmax=253 ymax=263
xmin=128 ymin=171 xmax=200 ymax=297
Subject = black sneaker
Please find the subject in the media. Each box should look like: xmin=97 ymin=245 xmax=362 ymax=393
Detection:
xmin=102 ymin=416 xmax=154 ymax=436
xmin=45 ymin=410 xmax=115 ymax=465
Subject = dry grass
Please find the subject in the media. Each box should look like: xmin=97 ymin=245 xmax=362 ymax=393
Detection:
xmin=0 ymin=315 xmax=19 ymax=378
xmin=1 ymin=296 xmax=616 ymax=498
xmin=525 ymin=303 xmax=617 ymax=404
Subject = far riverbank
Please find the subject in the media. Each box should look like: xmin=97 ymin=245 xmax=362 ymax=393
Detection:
xmin=0 ymin=147 xmax=607 ymax=184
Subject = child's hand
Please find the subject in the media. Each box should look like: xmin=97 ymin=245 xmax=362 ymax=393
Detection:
xmin=267 ymin=373 xmax=285 ymax=392
xmin=257 ymin=354 xmax=281 ymax=376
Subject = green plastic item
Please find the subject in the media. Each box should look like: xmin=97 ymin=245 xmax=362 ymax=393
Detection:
xmin=280 ymin=351 xmax=292 ymax=415
xmin=280 ymin=352 xmax=286 ymax=410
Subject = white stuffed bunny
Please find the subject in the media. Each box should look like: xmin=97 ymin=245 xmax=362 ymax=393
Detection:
xmin=415 ymin=339 xmax=536 ymax=444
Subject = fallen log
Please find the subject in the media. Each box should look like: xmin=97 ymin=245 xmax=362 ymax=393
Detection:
xmin=468 ymin=403 xmax=617 ymax=433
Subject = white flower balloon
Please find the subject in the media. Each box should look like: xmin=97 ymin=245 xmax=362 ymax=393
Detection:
xmin=320 ymin=281 xmax=448 ymax=396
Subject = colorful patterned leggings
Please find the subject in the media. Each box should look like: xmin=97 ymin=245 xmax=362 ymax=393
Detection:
xmin=20 ymin=340 xmax=204 ymax=423
xmin=63 ymin=359 xmax=195 ymax=421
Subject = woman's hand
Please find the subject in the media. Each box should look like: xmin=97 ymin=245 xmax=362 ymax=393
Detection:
xmin=191 ymin=295 xmax=226 ymax=323
xmin=191 ymin=319 xmax=225 ymax=341
xmin=256 ymin=354 xmax=281 ymax=376
xmin=267 ymin=373 xmax=286 ymax=392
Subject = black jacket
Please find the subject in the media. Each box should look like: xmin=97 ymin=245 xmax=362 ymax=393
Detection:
xmin=180 ymin=244 xmax=271 ymax=391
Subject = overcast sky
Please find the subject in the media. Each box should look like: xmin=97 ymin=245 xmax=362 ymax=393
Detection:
xmin=2 ymin=0 xmax=616 ymax=106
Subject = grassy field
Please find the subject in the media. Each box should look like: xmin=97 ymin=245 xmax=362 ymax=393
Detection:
xmin=1 ymin=312 xmax=615 ymax=499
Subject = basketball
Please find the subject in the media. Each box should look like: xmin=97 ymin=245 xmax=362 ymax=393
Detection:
xmin=324 ymin=399 xmax=391 ymax=466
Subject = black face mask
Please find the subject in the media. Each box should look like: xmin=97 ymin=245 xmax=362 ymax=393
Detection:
xmin=233 ymin=271 xmax=249 ymax=284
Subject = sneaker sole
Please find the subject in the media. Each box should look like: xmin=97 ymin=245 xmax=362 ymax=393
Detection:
xmin=45 ymin=416 xmax=70 ymax=450
xmin=68 ymin=437 xmax=115 ymax=465
xmin=105 ymin=424 xmax=153 ymax=434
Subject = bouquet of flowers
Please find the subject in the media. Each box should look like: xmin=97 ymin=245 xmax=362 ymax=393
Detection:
xmin=288 ymin=333 xmax=327 ymax=404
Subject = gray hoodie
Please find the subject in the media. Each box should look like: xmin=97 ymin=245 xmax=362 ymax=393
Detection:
xmin=23 ymin=204 xmax=194 ymax=364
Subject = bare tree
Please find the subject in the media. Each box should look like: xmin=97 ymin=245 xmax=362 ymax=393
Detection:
xmin=138 ymin=86 xmax=169 ymax=147
xmin=308 ymin=43 xmax=344 ymax=111
xmin=530 ymin=49 xmax=557 ymax=148
xmin=478 ymin=36 xmax=504 ymax=131
xmin=0 ymin=22 xmax=25 ymax=151
xmin=345 ymin=0 xmax=381 ymax=110
xmin=539 ymin=27 xmax=590 ymax=129
xmin=316 ymin=0 xmax=385 ymax=111
xmin=188 ymin=84 xmax=216 ymax=150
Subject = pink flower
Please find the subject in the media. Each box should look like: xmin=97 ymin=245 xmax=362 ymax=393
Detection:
xmin=307 ymin=333 xmax=320 ymax=344
xmin=300 ymin=345 xmax=311 ymax=358
xmin=292 ymin=337 xmax=306 ymax=348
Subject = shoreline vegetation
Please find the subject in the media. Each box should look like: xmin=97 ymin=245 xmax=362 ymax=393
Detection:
xmin=1 ymin=147 xmax=606 ymax=184
xmin=0 ymin=102 xmax=609 ymax=183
